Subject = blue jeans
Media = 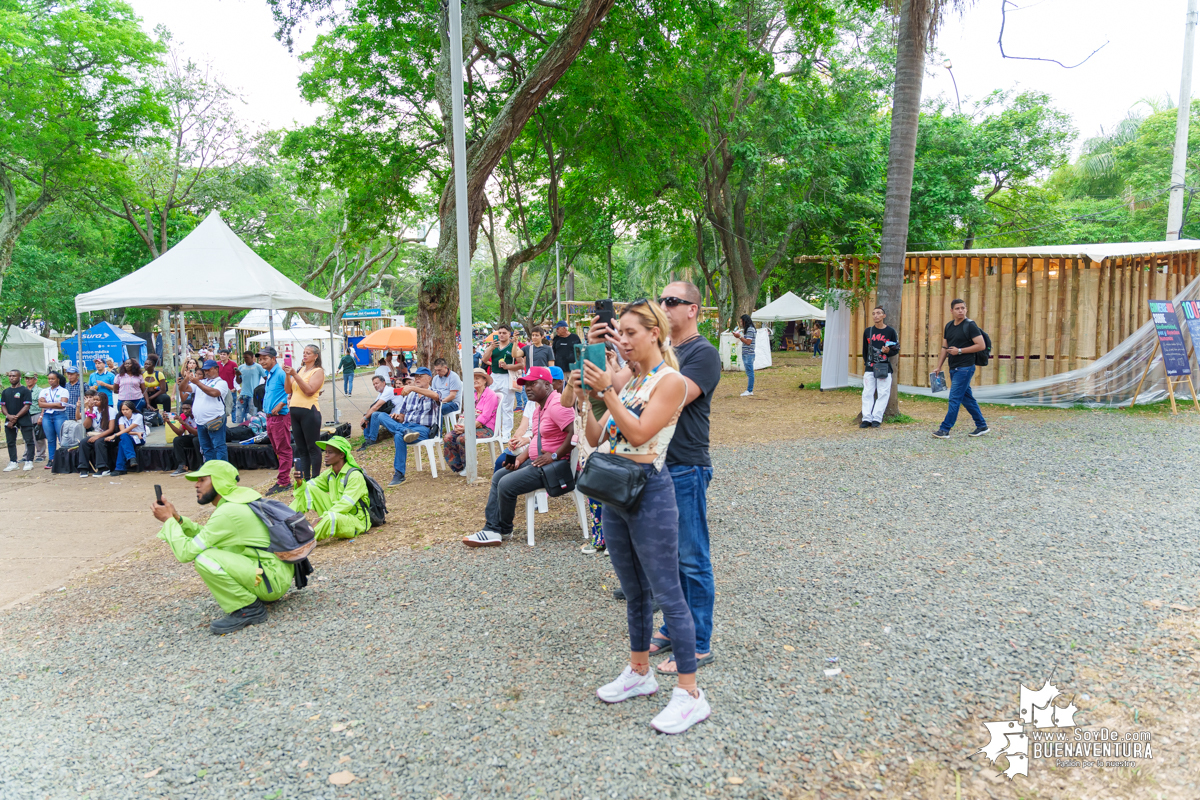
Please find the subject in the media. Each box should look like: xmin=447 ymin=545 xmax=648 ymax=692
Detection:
xmin=367 ymin=412 xmax=430 ymax=476
xmin=744 ymin=352 xmax=755 ymax=392
xmin=941 ymin=366 xmax=986 ymax=432
xmin=343 ymin=371 xmax=354 ymax=395
xmin=41 ymin=413 xmax=64 ymax=461
xmin=114 ymin=432 xmax=139 ymax=471
xmin=197 ymin=418 xmax=228 ymax=463
xmin=235 ymin=396 xmax=254 ymax=423
xmin=440 ymin=401 xmax=459 ymax=418
xmin=660 ymin=465 xmax=715 ymax=655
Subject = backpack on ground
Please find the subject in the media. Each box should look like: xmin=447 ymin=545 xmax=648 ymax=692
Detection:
xmin=248 ymin=498 xmax=317 ymax=562
xmin=343 ymin=466 xmax=387 ymax=528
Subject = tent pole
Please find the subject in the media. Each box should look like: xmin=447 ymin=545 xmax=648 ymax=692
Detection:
xmin=269 ymin=307 xmax=275 ymax=349
xmin=76 ymin=314 xmax=84 ymax=415
xmin=330 ymin=312 xmax=339 ymax=424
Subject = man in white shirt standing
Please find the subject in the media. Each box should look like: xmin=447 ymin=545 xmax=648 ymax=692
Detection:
xmin=181 ymin=359 xmax=230 ymax=463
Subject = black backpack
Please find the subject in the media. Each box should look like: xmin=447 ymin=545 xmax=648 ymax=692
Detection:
xmin=343 ymin=467 xmax=387 ymax=528
xmin=248 ymin=498 xmax=317 ymax=562
xmin=968 ymin=319 xmax=992 ymax=367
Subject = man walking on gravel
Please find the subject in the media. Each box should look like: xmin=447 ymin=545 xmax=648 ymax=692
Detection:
xmin=588 ymin=281 xmax=721 ymax=674
xmin=932 ymin=299 xmax=989 ymax=439
xmin=152 ymin=460 xmax=295 ymax=634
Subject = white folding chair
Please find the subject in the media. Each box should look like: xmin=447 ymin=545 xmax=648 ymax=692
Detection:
xmin=412 ymin=434 xmax=441 ymax=478
xmin=523 ymin=450 xmax=589 ymax=546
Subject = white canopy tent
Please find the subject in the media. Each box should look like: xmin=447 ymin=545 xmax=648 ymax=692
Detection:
xmin=75 ymin=213 xmax=332 ymax=314
xmin=0 ymin=326 xmax=58 ymax=375
xmin=247 ymin=325 xmax=344 ymax=373
xmin=73 ymin=211 xmax=340 ymax=421
xmin=751 ymin=291 xmax=826 ymax=322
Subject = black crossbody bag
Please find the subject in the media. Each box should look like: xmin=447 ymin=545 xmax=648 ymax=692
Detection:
xmin=534 ymin=417 xmax=575 ymax=497
xmin=576 ymin=372 xmax=686 ymax=513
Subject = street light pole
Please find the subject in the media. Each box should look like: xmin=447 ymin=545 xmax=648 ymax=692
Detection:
xmin=1168 ymin=0 xmax=1199 ymax=240
xmin=943 ymin=58 xmax=961 ymax=114
xmin=448 ymin=0 xmax=477 ymax=482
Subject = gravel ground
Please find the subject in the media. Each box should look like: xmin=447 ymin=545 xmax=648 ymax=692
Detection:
xmin=2 ymin=414 xmax=1199 ymax=799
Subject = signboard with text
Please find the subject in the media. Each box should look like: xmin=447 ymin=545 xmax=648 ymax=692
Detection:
xmin=1179 ymin=300 xmax=1200 ymax=359
xmin=1149 ymin=300 xmax=1191 ymax=376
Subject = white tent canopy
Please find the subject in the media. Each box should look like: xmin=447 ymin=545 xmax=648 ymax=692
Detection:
xmin=75 ymin=212 xmax=332 ymax=313
xmin=0 ymin=326 xmax=58 ymax=375
xmin=234 ymin=309 xmax=289 ymax=331
xmin=751 ymin=291 xmax=826 ymax=322
xmin=247 ymin=325 xmax=344 ymax=371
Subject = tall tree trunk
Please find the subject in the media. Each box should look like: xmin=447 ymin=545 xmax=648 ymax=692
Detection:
xmin=0 ymin=167 xmax=55 ymax=299
xmin=877 ymin=0 xmax=932 ymax=418
xmin=422 ymin=0 xmax=617 ymax=370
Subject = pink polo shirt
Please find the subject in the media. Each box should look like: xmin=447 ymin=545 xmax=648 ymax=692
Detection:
xmin=528 ymin=390 xmax=574 ymax=457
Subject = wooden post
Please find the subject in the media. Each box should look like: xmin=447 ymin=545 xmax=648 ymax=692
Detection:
xmin=1186 ymin=374 xmax=1200 ymax=414
xmin=1130 ymin=339 xmax=1160 ymax=407
xmin=1022 ymin=258 xmax=1035 ymax=381
xmin=1052 ymin=258 xmax=1068 ymax=375
xmin=925 ymin=257 xmax=933 ymax=384
xmin=1067 ymin=257 xmax=1081 ymax=372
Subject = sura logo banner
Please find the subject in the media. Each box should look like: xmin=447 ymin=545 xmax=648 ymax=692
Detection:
xmin=974 ymin=677 xmax=1153 ymax=779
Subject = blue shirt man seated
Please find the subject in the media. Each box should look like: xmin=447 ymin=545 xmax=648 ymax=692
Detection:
xmin=358 ymin=366 xmax=439 ymax=486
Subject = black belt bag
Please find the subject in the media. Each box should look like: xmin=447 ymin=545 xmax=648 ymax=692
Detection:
xmin=533 ymin=424 xmax=574 ymax=497
xmin=576 ymin=452 xmax=647 ymax=513
xmin=536 ymin=459 xmax=576 ymax=497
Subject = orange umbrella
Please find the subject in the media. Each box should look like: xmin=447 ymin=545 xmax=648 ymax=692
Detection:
xmin=357 ymin=326 xmax=418 ymax=351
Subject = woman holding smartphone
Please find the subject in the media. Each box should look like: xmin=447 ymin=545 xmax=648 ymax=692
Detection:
xmin=581 ymin=299 xmax=710 ymax=734
xmin=284 ymin=345 xmax=325 ymax=481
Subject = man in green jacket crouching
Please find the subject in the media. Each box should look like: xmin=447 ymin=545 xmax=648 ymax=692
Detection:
xmin=290 ymin=435 xmax=369 ymax=541
xmin=153 ymin=460 xmax=294 ymax=634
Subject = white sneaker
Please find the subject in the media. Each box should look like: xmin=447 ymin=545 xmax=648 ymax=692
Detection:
xmin=597 ymin=664 xmax=658 ymax=704
xmin=651 ymin=687 xmax=711 ymax=734
xmin=740 ymin=391 xmax=753 ymax=397
xmin=3 ymin=462 xmax=17 ymax=472
xmin=23 ymin=461 xmax=33 ymax=471
xmin=462 ymin=529 xmax=502 ymax=547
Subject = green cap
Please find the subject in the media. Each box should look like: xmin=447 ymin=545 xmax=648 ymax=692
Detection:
xmin=22 ymin=371 xmax=36 ymax=379
xmin=316 ymin=435 xmax=360 ymax=471
xmin=185 ymin=460 xmax=261 ymax=504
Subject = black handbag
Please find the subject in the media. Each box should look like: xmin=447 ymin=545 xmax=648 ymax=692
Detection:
xmin=533 ymin=423 xmax=574 ymax=497
xmin=576 ymin=452 xmax=647 ymax=512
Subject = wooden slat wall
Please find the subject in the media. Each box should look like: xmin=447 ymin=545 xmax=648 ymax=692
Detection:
xmin=836 ymin=250 xmax=1200 ymax=387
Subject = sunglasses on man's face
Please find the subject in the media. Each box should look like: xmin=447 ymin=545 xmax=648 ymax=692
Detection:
xmin=657 ymin=296 xmax=696 ymax=308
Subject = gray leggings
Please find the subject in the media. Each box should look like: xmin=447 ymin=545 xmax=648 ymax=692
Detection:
xmin=602 ymin=464 xmax=696 ymax=674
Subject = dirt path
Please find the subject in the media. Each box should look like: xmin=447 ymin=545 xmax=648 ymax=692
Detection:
xmin=0 ymin=470 xmax=167 ymax=608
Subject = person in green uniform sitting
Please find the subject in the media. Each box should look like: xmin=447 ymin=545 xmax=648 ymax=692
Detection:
xmin=152 ymin=460 xmax=295 ymax=634
xmin=289 ymin=435 xmax=369 ymax=541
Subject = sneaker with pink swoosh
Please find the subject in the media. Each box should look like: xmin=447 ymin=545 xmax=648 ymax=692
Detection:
xmin=651 ymin=687 xmax=711 ymax=734
xmin=596 ymin=665 xmax=658 ymax=704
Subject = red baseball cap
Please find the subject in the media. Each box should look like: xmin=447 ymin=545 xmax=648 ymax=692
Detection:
xmin=517 ymin=366 xmax=554 ymax=386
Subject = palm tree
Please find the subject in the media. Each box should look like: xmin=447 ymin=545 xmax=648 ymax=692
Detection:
xmin=876 ymin=0 xmax=961 ymax=418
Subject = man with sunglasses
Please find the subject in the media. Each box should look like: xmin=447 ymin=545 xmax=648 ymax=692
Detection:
xmin=588 ymin=282 xmax=721 ymax=675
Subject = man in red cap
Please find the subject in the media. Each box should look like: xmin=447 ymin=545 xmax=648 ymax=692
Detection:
xmin=463 ymin=366 xmax=574 ymax=546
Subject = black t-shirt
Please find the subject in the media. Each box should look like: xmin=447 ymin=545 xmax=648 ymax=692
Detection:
xmin=944 ymin=319 xmax=983 ymax=369
xmin=551 ymin=332 xmax=580 ymax=370
xmin=863 ymin=325 xmax=899 ymax=373
xmin=2 ymin=385 xmax=33 ymax=424
xmin=667 ymin=335 xmax=722 ymax=468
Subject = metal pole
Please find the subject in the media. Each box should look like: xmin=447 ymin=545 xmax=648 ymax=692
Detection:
xmin=1168 ymin=0 xmax=1199 ymax=240
xmin=330 ymin=312 xmax=339 ymax=424
xmin=76 ymin=314 xmax=83 ymax=415
xmin=268 ymin=306 xmax=276 ymax=350
xmin=556 ymin=241 xmax=561 ymax=320
xmin=449 ymin=0 xmax=477 ymax=483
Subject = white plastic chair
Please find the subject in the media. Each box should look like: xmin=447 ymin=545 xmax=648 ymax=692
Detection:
xmin=412 ymin=432 xmax=442 ymax=478
xmin=524 ymin=450 xmax=590 ymax=546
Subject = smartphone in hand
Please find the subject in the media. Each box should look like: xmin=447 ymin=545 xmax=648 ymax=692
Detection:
xmin=595 ymin=298 xmax=615 ymax=329
xmin=154 ymin=485 xmax=163 ymax=505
